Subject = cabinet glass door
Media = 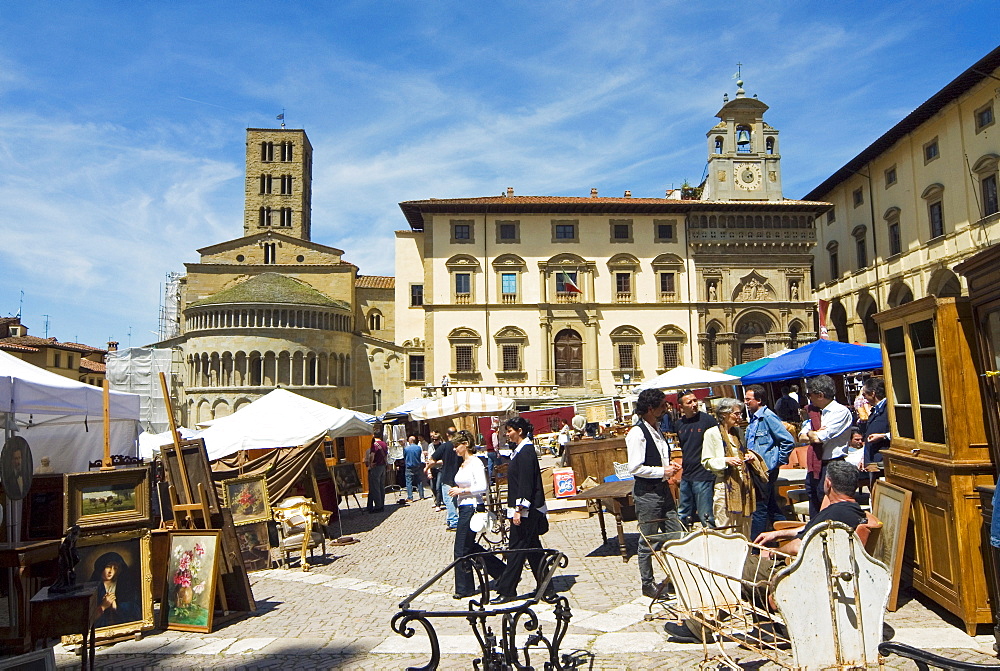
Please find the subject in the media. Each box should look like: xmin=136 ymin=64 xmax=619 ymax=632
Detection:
xmin=910 ymin=318 xmax=945 ymax=445
xmin=885 ymin=325 xmax=914 ymax=439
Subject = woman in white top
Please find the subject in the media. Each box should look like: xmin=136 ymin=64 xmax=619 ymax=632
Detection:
xmin=701 ymin=398 xmax=757 ymax=539
xmin=448 ymin=430 xmax=506 ymax=599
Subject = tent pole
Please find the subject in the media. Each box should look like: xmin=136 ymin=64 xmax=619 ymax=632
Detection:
xmin=101 ymin=380 xmax=113 ymax=470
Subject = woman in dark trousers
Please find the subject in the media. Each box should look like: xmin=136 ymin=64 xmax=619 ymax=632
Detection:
xmin=492 ymin=417 xmax=551 ymax=604
xmin=449 ymin=431 xmax=506 ymax=598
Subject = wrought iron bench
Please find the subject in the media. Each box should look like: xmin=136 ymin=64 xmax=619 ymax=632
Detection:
xmin=391 ymin=548 xmax=574 ymax=670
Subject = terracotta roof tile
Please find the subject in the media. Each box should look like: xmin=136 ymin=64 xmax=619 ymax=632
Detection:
xmin=355 ymin=275 xmax=395 ymax=289
xmin=0 ymin=342 xmax=39 ymax=352
xmin=79 ymin=358 xmax=106 ymax=373
xmin=0 ymin=336 xmax=104 ymax=353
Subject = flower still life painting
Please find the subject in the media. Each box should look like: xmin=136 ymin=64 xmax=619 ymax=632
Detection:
xmin=161 ymin=530 xmax=221 ymax=633
xmin=222 ymin=474 xmax=270 ymax=525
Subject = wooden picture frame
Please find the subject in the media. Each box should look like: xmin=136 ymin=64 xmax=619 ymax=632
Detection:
xmin=161 ymin=439 xmax=220 ymax=514
xmin=332 ymin=462 xmax=363 ymax=497
xmin=871 ymin=479 xmax=913 ymax=611
xmin=24 ymin=474 xmax=64 ymax=540
xmin=0 ymin=646 xmax=56 ymax=670
xmin=234 ymin=521 xmax=272 ymax=572
xmin=161 ymin=529 xmax=222 ymax=633
xmin=63 ymin=527 xmax=154 ymax=643
xmin=222 ymin=474 xmax=271 ymax=525
xmin=64 ymin=467 xmax=151 ymax=532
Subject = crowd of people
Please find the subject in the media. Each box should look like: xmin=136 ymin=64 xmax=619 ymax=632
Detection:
xmin=360 ymin=372 xmax=888 ymax=605
xmin=627 ymin=374 xmax=889 ymax=600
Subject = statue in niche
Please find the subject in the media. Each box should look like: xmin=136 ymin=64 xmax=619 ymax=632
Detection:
xmin=790 ymin=282 xmax=799 ymax=300
xmin=708 ymin=282 xmax=718 ymax=301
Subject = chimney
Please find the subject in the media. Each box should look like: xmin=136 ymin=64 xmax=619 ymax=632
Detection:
xmin=107 ymin=341 xmax=119 ymax=352
xmin=590 ymin=188 xmax=598 ymax=198
xmin=624 ymin=190 xmax=631 ymax=198
xmin=506 ymin=187 xmax=514 ymax=197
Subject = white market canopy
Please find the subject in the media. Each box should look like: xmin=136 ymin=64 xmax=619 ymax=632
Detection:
xmin=194 ymin=388 xmax=374 ymax=460
xmin=409 ymin=391 xmax=515 ymax=420
xmin=0 ymin=350 xmax=140 ymax=473
xmin=634 ymin=365 xmax=741 ymax=392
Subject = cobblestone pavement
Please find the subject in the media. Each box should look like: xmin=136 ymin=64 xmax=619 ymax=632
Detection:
xmin=52 ymin=461 xmax=1000 ymax=669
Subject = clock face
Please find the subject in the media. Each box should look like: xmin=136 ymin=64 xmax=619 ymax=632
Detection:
xmin=735 ymin=163 xmax=762 ymax=190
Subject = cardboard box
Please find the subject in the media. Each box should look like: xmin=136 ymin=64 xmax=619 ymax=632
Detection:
xmin=545 ymin=497 xmax=590 ymax=522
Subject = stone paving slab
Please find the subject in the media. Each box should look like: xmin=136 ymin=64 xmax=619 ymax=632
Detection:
xmin=45 ymin=489 xmax=1000 ymax=669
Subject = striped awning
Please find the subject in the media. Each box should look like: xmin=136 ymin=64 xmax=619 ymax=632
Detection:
xmin=409 ymin=391 xmax=515 ymax=420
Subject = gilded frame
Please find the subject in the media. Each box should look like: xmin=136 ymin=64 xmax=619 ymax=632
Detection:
xmin=160 ymin=529 xmax=223 ymax=633
xmin=871 ymin=479 xmax=913 ymax=611
xmin=62 ymin=527 xmax=154 ymax=643
xmin=221 ymin=473 xmax=271 ymax=525
xmin=64 ymin=467 xmax=151 ymax=532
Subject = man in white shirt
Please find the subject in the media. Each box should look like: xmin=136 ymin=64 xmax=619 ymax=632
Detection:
xmin=799 ymin=375 xmax=854 ymax=516
xmin=626 ymin=388 xmax=683 ymax=599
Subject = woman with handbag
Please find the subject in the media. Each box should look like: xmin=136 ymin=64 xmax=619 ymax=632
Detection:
xmin=702 ymin=398 xmax=757 ymax=538
xmin=449 ymin=430 xmax=506 ymax=599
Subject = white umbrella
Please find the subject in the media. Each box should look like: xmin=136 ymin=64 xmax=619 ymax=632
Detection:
xmin=634 ymin=365 xmax=741 ymax=392
xmin=409 ymin=390 xmax=515 ymax=420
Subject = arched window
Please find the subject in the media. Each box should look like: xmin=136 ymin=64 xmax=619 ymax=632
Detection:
xmin=852 ymin=225 xmax=868 ymax=269
xmin=367 ymin=310 xmax=383 ymax=331
xmin=736 ymin=125 xmax=752 ymax=153
xmin=655 ymin=325 xmax=686 ymax=370
xmin=883 ymin=207 xmax=902 ymax=257
xmin=610 ymin=326 xmax=643 ymax=381
xmin=448 ymin=327 xmax=481 ymax=378
xmin=765 ymin=137 xmax=775 ymax=155
xmin=921 ymin=183 xmax=945 ymax=239
xmin=972 ymin=154 xmax=999 ymax=217
xmin=714 ymin=136 xmax=724 ymax=154
xmin=494 ymin=326 xmax=527 ymax=379
xmin=608 ymin=254 xmax=640 ymax=303
xmin=652 ymin=254 xmax=683 ymax=303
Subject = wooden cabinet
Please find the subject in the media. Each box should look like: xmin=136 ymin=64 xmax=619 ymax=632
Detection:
xmin=564 ymin=437 xmax=628 ymax=484
xmin=874 ymin=296 xmax=994 ymax=634
xmin=956 ymin=243 xmax=1000 ymax=645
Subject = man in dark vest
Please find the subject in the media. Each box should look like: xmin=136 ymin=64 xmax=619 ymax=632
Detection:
xmin=627 ymin=388 xmax=684 ymax=598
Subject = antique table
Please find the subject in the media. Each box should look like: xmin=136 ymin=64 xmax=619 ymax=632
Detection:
xmin=567 ymin=479 xmax=635 ymax=562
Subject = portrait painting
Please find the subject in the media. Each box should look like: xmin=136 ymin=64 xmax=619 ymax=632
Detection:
xmin=222 ymin=474 xmax=270 ymax=525
xmin=1 ymin=436 xmax=33 ymax=502
xmin=161 ymin=530 xmax=222 ymax=633
xmin=63 ymin=527 xmax=153 ymax=643
xmin=64 ymin=468 xmax=151 ymax=531
xmin=235 ymin=521 xmax=272 ymax=572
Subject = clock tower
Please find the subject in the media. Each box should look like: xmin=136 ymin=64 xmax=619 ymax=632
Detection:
xmin=701 ymin=80 xmax=782 ymax=202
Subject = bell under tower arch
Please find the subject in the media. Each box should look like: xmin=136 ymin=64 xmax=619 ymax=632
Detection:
xmin=702 ymin=79 xmax=782 ymax=202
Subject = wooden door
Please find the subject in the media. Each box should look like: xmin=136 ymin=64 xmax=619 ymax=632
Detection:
xmin=554 ymin=329 xmax=583 ymax=387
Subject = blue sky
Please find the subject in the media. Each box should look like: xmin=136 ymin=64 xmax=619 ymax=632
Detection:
xmin=0 ymin=2 xmax=995 ymax=349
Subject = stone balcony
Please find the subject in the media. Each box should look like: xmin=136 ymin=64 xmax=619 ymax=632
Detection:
xmin=421 ymin=384 xmax=559 ymax=400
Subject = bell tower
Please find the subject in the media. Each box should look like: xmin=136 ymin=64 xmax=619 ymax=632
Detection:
xmin=244 ymin=128 xmax=313 ymax=240
xmin=702 ymin=80 xmax=782 ymax=202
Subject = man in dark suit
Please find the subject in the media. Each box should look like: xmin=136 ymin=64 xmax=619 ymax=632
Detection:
xmin=861 ymin=377 xmax=890 ymax=467
xmin=493 ymin=416 xmax=550 ymax=603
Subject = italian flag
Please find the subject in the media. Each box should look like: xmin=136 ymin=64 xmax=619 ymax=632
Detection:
xmin=560 ymin=271 xmax=582 ymax=293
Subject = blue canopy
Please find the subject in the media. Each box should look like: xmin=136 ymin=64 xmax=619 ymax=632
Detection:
xmin=740 ymin=339 xmax=883 ymax=384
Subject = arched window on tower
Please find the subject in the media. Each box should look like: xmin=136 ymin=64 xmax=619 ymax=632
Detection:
xmin=766 ymin=137 xmax=775 ymax=155
xmin=714 ymin=136 xmax=724 ymax=154
xmin=736 ymin=125 xmax=752 ymax=154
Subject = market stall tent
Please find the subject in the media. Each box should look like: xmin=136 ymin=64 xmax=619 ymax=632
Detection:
xmin=408 ymin=391 xmax=514 ymax=420
xmin=740 ymin=339 xmax=884 ymax=384
xmin=194 ymin=388 xmax=374 ymax=460
xmin=0 ymin=350 xmax=140 ymax=473
xmin=723 ymin=348 xmax=793 ymax=378
xmin=634 ymin=365 xmax=741 ymax=392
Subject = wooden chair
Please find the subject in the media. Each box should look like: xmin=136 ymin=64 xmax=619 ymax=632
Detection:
xmin=273 ymin=496 xmax=333 ymax=571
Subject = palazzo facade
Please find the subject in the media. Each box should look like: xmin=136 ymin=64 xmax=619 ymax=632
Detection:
xmin=805 ymin=45 xmax=1000 ymax=343
xmin=395 ymin=82 xmax=829 ymax=404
